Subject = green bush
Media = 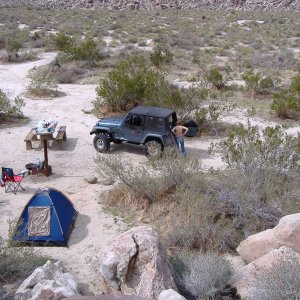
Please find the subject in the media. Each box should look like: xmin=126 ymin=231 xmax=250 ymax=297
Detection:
xmin=271 ymin=74 xmax=300 ymax=118
xmin=52 ymin=32 xmax=74 ymax=52
xmin=150 ymin=44 xmax=173 ymax=67
xmin=210 ymin=123 xmax=300 ymax=234
xmin=217 ymin=122 xmax=300 ymax=175
xmin=52 ymin=33 xmax=102 ymax=65
xmin=70 ymin=39 xmax=103 ymax=65
xmin=242 ymin=70 xmax=281 ymax=97
xmin=95 ymin=55 xmax=181 ymax=112
xmin=206 ymin=66 xmax=232 ymax=90
xmin=0 ymin=89 xmax=24 ymax=121
xmin=271 ymin=89 xmax=298 ymax=118
xmin=4 ymin=37 xmax=23 ymax=62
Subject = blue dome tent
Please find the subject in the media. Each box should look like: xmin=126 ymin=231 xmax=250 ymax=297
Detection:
xmin=13 ymin=188 xmax=78 ymax=246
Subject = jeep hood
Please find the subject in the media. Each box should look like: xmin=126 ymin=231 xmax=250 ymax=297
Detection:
xmin=96 ymin=116 xmax=124 ymax=127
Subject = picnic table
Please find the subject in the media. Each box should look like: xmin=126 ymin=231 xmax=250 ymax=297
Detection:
xmin=24 ymin=122 xmax=67 ymax=177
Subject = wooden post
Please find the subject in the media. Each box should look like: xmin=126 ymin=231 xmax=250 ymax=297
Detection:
xmin=43 ymin=139 xmax=48 ymax=168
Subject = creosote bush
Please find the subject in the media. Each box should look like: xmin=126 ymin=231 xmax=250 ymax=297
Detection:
xmin=95 ymin=55 xmax=184 ymax=112
xmin=52 ymin=33 xmax=103 ymax=65
xmin=242 ymin=70 xmax=281 ymax=97
xmin=271 ymin=73 xmax=300 ymax=118
xmin=0 ymin=89 xmax=24 ymax=121
xmin=209 ymin=122 xmax=300 ymax=234
xmin=150 ymin=44 xmax=173 ymax=67
xmin=206 ymin=66 xmax=232 ymax=90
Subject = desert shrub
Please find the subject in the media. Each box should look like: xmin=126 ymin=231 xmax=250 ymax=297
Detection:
xmin=216 ymin=122 xmax=300 ymax=172
xmin=0 ymin=89 xmax=24 ymax=121
xmin=54 ymin=67 xmax=75 ymax=84
xmin=210 ymin=123 xmax=300 ymax=234
xmin=242 ymin=70 xmax=281 ymax=97
xmin=0 ymin=235 xmax=49 ymax=283
xmin=95 ymin=151 xmax=202 ymax=205
xmin=52 ymin=33 xmax=103 ymax=65
xmin=250 ymin=251 xmax=300 ymax=300
xmin=271 ymin=89 xmax=298 ymax=118
xmin=95 ymin=55 xmax=181 ymax=112
xmin=178 ymin=253 xmax=233 ymax=299
xmin=52 ymin=32 xmax=74 ymax=52
xmin=5 ymin=37 xmax=23 ymax=62
xmin=164 ymin=183 xmax=239 ymax=252
xmin=150 ymin=44 xmax=173 ymax=67
xmin=26 ymin=69 xmax=63 ymax=98
xmin=271 ymin=74 xmax=300 ymax=118
xmin=71 ymin=39 xmax=103 ymax=65
xmin=206 ymin=66 xmax=232 ymax=90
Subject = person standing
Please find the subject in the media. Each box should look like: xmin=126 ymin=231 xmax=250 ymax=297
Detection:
xmin=172 ymin=123 xmax=189 ymax=157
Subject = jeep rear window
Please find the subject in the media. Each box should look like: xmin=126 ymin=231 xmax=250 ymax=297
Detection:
xmin=145 ymin=116 xmax=164 ymax=131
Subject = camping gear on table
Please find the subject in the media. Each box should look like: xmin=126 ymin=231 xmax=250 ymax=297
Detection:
xmin=12 ymin=188 xmax=78 ymax=246
xmin=35 ymin=119 xmax=58 ymax=134
xmin=1 ymin=167 xmax=26 ymax=194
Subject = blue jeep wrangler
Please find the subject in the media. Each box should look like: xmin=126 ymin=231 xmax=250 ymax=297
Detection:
xmin=90 ymin=106 xmax=177 ymax=157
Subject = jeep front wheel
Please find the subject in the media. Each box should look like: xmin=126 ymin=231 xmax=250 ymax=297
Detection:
xmin=93 ymin=134 xmax=110 ymax=153
xmin=144 ymin=140 xmax=163 ymax=158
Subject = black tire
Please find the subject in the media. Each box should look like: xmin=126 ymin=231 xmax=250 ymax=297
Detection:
xmin=93 ymin=134 xmax=110 ymax=153
xmin=144 ymin=140 xmax=163 ymax=158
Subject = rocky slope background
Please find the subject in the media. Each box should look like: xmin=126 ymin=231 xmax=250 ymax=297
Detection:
xmin=0 ymin=0 xmax=300 ymax=10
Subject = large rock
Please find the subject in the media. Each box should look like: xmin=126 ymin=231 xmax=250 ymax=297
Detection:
xmin=158 ymin=289 xmax=186 ymax=300
xmin=96 ymin=226 xmax=176 ymax=299
xmin=231 ymin=246 xmax=300 ymax=299
xmin=68 ymin=296 xmax=151 ymax=300
xmin=15 ymin=260 xmax=79 ymax=300
xmin=237 ymin=213 xmax=300 ymax=263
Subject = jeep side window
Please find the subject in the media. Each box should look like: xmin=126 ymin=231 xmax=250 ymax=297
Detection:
xmin=125 ymin=114 xmax=143 ymax=127
xmin=145 ymin=116 xmax=164 ymax=131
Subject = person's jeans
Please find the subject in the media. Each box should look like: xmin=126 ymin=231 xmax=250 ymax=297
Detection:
xmin=175 ymin=136 xmax=186 ymax=157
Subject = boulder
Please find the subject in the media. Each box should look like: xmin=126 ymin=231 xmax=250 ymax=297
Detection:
xmin=237 ymin=213 xmax=300 ymax=263
xmin=84 ymin=175 xmax=98 ymax=184
xmin=273 ymin=213 xmax=300 ymax=250
xmin=68 ymin=296 xmax=151 ymax=300
xmin=231 ymin=246 xmax=300 ymax=299
xmin=15 ymin=260 xmax=79 ymax=300
xmin=236 ymin=229 xmax=280 ymax=263
xmin=158 ymin=289 xmax=186 ymax=300
xmin=96 ymin=226 xmax=176 ymax=298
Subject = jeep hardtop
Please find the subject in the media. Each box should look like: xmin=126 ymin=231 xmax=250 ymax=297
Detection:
xmin=90 ymin=106 xmax=177 ymax=157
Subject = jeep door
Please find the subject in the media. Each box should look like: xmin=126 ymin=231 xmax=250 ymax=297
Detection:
xmin=123 ymin=113 xmax=144 ymax=143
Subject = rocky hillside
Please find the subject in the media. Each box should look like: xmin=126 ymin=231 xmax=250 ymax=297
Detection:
xmin=0 ymin=0 xmax=300 ymax=9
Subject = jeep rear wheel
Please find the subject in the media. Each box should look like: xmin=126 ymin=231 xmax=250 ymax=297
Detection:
xmin=144 ymin=140 xmax=163 ymax=158
xmin=93 ymin=134 xmax=110 ymax=153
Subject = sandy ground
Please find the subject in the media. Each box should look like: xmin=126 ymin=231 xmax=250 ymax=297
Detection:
xmin=1 ymin=53 xmax=300 ymax=295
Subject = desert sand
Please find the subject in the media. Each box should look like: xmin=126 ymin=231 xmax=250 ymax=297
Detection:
xmin=1 ymin=52 xmax=300 ymax=295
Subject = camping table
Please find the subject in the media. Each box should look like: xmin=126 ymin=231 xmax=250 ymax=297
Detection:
xmin=31 ymin=127 xmax=56 ymax=176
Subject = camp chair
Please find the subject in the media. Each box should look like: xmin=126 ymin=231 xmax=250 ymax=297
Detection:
xmin=1 ymin=167 xmax=25 ymax=194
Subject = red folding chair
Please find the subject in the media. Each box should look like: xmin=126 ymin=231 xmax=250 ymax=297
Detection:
xmin=1 ymin=167 xmax=25 ymax=194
